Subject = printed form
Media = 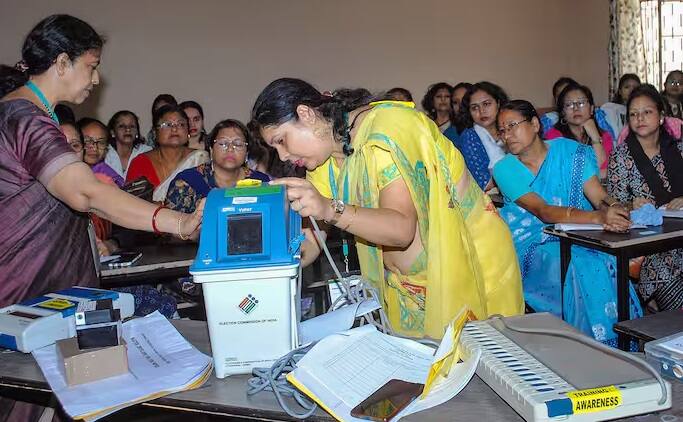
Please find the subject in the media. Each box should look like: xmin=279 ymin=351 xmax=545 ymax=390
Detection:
xmin=288 ymin=311 xmax=480 ymax=421
xmin=313 ymin=328 xmax=433 ymax=406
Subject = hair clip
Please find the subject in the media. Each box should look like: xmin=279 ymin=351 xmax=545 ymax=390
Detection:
xmin=14 ymin=60 xmax=29 ymax=73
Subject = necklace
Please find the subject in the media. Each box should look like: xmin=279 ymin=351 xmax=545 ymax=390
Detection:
xmin=340 ymin=107 xmax=371 ymax=155
xmin=437 ymin=117 xmax=450 ymax=128
xmin=26 ymin=81 xmax=59 ymax=123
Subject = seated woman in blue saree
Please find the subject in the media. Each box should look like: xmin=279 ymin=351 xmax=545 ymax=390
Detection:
xmin=457 ymin=82 xmax=507 ymax=190
xmin=492 ymin=100 xmax=643 ymax=346
xmin=166 ymin=119 xmax=270 ymax=213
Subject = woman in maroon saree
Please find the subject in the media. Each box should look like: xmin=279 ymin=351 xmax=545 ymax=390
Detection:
xmin=0 ymin=15 xmax=204 ymax=421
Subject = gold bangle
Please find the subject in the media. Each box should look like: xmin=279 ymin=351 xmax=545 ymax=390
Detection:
xmin=341 ymin=205 xmax=357 ymax=231
xmin=178 ymin=214 xmax=189 ymax=240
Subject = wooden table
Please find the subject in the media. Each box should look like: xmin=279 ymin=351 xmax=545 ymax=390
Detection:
xmin=99 ymin=243 xmax=198 ymax=287
xmin=543 ymin=217 xmax=683 ymax=350
xmin=615 ymin=310 xmax=683 ymax=343
xmin=1 ymin=320 xmax=681 ymax=421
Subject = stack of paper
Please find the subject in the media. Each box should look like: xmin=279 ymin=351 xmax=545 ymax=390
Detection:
xmin=660 ymin=207 xmax=683 ymax=219
xmin=554 ymin=223 xmax=605 ymax=231
xmin=287 ymin=310 xmax=480 ymax=421
xmin=554 ymin=223 xmax=647 ymax=231
xmin=33 ymin=311 xmax=213 ymax=421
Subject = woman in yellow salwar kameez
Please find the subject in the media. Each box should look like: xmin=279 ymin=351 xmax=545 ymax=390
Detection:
xmin=252 ymin=78 xmax=523 ymax=339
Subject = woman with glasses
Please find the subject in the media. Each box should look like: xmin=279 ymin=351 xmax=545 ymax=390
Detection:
xmin=493 ymin=100 xmax=641 ymax=345
xmin=62 ymin=120 xmax=84 ymax=158
xmin=540 ymin=77 xmax=577 ymax=138
xmin=145 ymin=93 xmax=177 ymax=147
xmin=251 ymin=78 xmax=524 ymax=339
xmin=179 ymin=100 xmax=207 ymax=150
xmin=608 ymin=84 xmax=683 ymax=312
xmin=662 ymin=70 xmax=683 ymax=119
xmin=455 ymin=81 xmax=508 ymax=190
xmin=126 ymin=104 xmax=208 ymax=201
xmin=63 ymin=119 xmax=118 ymax=257
xmin=105 ymin=110 xmax=151 ymax=179
xmin=166 ymin=119 xmax=270 ymax=213
xmin=545 ymin=82 xmax=614 ymax=178
xmin=78 ymin=117 xmax=124 ymax=187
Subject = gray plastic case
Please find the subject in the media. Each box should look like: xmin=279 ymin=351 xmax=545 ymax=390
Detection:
xmin=644 ymin=332 xmax=683 ymax=382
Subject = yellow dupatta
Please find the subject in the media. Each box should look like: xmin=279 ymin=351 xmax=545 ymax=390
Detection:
xmin=308 ymin=101 xmax=523 ymax=338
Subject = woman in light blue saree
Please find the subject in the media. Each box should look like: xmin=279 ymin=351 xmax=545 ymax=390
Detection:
xmin=492 ymin=100 xmax=643 ymax=346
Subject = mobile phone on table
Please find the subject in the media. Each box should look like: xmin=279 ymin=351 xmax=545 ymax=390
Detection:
xmin=107 ymin=252 xmax=142 ymax=268
xmin=350 ymin=379 xmax=424 ymax=421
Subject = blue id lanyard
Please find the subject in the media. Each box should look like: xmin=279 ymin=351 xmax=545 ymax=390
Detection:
xmin=328 ymin=161 xmax=351 ymax=272
xmin=26 ymin=81 xmax=59 ymax=123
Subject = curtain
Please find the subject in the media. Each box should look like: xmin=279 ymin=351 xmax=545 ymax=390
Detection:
xmin=609 ymin=0 xmax=647 ymax=98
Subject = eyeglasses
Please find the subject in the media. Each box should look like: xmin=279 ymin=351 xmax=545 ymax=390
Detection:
xmin=469 ymin=100 xmax=494 ymax=114
xmin=666 ymin=80 xmax=682 ymax=87
xmin=83 ymin=137 xmax=108 ymax=149
xmin=563 ymin=99 xmax=590 ymax=110
xmin=214 ymin=139 xmax=247 ymax=151
xmin=115 ymin=124 xmax=136 ymax=131
xmin=498 ymin=119 xmax=529 ymax=135
xmin=157 ymin=121 xmax=188 ymax=130
xmin=68 ymin=140 xmax=84 ymax=152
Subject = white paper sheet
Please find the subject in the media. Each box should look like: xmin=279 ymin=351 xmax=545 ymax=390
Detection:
xmin=394 ymin=349 xmax=481 ymax=420
xmin=659 ymin=206 xmax=683 ymax=219
xmin=299 ymin=298 xmax=381 ymax=344
xmin=99 ymin=255 xmax=120 ymax=264
xmin=32 ymin=311 xmax=212 ymax=421
xmin=554 ymin=223 xmax=647 ymax=231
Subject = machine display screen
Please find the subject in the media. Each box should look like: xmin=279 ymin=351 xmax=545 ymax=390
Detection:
xmin=227 ymin=213 xmax=263 ymax=255
xmin=7 ymin=311 xmax=40 ymax=319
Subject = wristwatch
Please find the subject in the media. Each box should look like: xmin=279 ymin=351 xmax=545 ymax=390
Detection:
xmin=324 ymin=199 xmax=345 ymax=225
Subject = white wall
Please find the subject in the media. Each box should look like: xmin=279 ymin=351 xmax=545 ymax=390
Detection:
xmin=0 ymin=0 xmax=609 ymax=131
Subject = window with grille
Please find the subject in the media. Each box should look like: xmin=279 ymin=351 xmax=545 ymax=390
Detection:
xmin=641 ymin=0 xmax=683 ymax=88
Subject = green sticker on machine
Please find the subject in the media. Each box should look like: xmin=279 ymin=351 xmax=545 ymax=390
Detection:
xmin=224 ymin=184 xmax=282 ymax=197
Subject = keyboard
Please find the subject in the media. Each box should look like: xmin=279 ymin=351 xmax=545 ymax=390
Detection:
xmin=460 ymin=313 xmax=672 ymax=421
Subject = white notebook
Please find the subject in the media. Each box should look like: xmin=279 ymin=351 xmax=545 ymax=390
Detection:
xmin=554 ymin=223 xmax=647 ymax=231
xmin=659 ymin=206 xmax=683 ymax=219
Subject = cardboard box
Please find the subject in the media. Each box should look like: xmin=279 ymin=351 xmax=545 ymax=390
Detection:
xmin=56 ymin=337 xmax=129 ymax=386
